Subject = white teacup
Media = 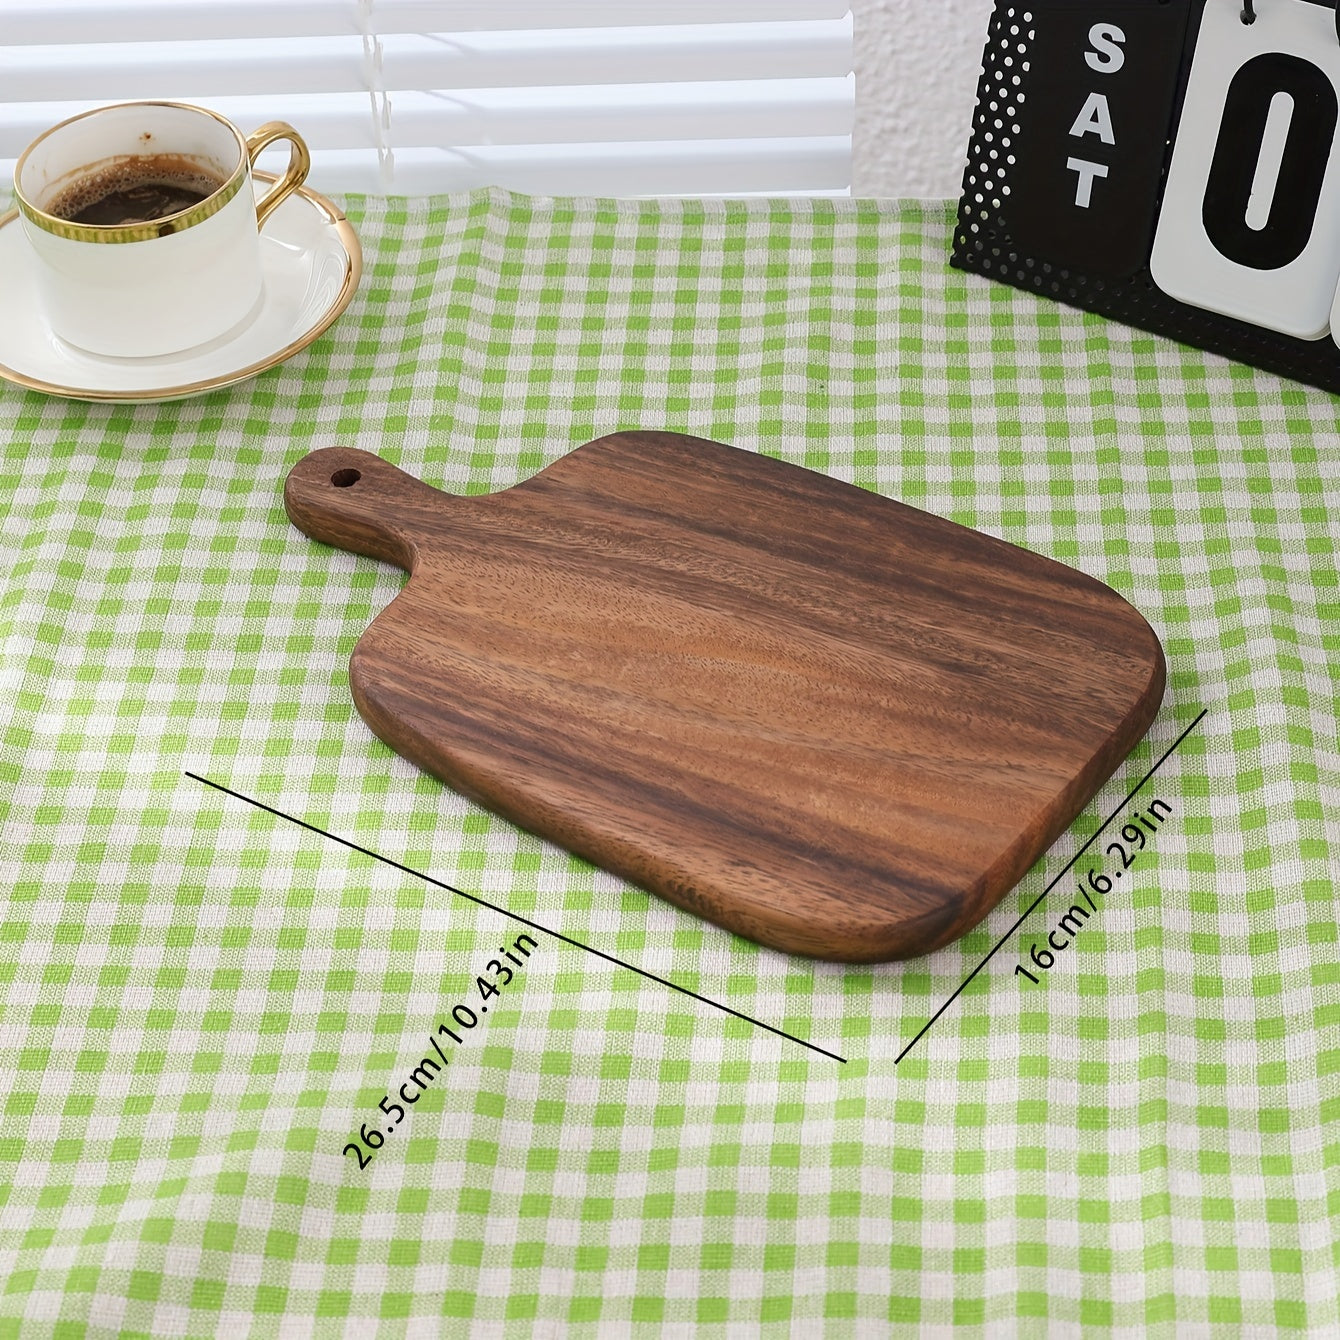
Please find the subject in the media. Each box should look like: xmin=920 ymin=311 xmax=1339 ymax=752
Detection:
xmin=14 ymin=101 xmax=310 ymax=358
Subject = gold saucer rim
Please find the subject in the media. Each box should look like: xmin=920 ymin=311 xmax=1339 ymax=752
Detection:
xmin=0 ymin=172 xmax=362 ymax=403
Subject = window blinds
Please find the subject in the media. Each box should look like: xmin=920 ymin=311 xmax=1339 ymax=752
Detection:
xmin=0 ymin=1 xmax=854 ymax=197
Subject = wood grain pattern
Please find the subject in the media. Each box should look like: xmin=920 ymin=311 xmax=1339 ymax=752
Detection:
xmin=284 ymin=432 xmax=1165 ymax=962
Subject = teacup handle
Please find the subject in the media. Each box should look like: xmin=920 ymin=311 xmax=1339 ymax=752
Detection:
xmin=245 ymin=122 xmax=311 ymax=229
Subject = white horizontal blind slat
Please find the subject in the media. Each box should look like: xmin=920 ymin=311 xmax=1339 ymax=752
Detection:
xmin=382 ymin=79 xmax=856 ymax=148
xmin=0 ymin=38 xmax=366 ymax=102
xmin=0 ymin=5 xmax=853 ymax=197
xmin=0 ymin=0 xmax=850 ymax=45
xmin=2 ymin=135 xmax=850 ymax=197
xmin=380 ymin=24 xmax=853 ymax=90
xmin=0 ymin=23 xmax=853 ymax=103
xmin=0 ymin=81 xmax=854 ymax=158
xmin=306 ymin=136 xmax=853 ymax=196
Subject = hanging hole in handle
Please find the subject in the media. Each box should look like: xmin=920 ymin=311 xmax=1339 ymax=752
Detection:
xmin=331 ymin=469 xmax=360 ymax=487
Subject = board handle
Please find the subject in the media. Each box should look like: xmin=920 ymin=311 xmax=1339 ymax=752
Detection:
xmin=284 ymin=447 xmax=452 ymax=572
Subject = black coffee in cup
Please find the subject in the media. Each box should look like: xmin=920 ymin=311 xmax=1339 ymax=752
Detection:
xmin=47 ymin=155 xmax=227 ymax=226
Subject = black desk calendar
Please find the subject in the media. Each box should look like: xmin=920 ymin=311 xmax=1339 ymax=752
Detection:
xmin=953 ymin=0 xmax=1340 ymax=393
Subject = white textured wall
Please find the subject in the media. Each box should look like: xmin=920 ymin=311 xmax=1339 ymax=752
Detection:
xmin=852 ymin=0 xmax=994 ymax=198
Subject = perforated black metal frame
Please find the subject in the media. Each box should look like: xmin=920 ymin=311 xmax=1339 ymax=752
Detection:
xmin=951 ymin=0 xmax=1340 ymax=395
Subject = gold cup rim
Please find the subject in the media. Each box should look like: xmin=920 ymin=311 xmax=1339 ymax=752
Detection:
xmin=13 ymin=100 xmax=251 ymax=244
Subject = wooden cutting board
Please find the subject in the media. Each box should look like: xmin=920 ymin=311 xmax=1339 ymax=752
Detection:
xmin=284 ymin=432 xmax=1164 ymax=962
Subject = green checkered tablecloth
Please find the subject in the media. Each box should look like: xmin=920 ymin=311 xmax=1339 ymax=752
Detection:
xmin=1 ymin=189 xmax=1338 ymax=1337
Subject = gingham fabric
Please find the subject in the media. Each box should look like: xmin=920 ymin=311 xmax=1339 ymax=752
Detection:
xmin=1 ymin=190 xmax=1337 ymax=1338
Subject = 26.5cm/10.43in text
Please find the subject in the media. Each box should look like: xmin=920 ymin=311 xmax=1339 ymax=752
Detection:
xmin=343 ymin=934 xmax=538 ymax=1170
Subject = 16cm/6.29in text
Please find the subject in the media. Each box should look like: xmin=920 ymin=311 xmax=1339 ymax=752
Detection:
xmin=1016 ymin=798 xmax=1171 ymax=985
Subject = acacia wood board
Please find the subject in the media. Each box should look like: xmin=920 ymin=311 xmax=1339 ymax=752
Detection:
xmin=284 ymin=432 xmax=1165 ymax=962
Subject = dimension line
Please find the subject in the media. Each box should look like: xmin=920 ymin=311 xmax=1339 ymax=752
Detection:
xmin=185 ymin=772 xmax=846 ymax=1065
xmin=894 ymin=707 xmax=1208 ymax=1065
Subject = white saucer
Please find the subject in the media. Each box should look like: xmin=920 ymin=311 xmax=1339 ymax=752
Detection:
xmin=0 ymin=173 xmax=361 ymax=403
